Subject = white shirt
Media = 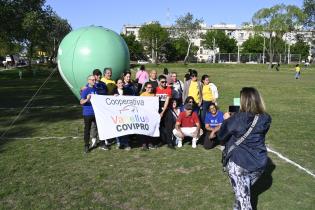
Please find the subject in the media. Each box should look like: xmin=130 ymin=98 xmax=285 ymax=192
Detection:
xmin=209 ymin=83 xmax=219 ymax=99
xmin=172 ymin=79 xmax=184 ymax=99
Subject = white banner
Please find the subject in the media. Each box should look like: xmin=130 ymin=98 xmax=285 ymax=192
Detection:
xmin=90 ymin=95 xmax=160 ymax=139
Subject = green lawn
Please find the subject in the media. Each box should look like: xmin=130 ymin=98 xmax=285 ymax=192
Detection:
xmin=0 ymin=64 xmax=314 ymax=209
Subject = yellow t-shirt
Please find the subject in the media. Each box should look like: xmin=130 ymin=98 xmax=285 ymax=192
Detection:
xmin=202 ymin=85 xmax=214 ymax=101
xmin=188 ymin=81 xmax=200 ymax=104
xmin=101 ymin=78 xmax=116 ymax=95
xmin=140 ymin=92 xmax=155 ymax=97
xmin=295 ymin=66 xmax=301 ymax=73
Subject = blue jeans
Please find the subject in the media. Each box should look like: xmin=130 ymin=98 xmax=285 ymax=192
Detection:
xmin=201 ymin=101 xmax=212 ymax=124
xmin=295 ymin=72 xmax=300 ymax=79
xmin=116 ymin=135 xmax=129 ymax=147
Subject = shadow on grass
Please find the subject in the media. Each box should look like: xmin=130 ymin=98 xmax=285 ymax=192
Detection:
xmin=0 ymin=106 xmax=81 ymax=149
xmin=0 ymin=125 xmax=37 ymax=151
xmin=251 ymin=157 xmax=276 ymax=210
xmin=0 ymin=70 xmax=77 ymax=108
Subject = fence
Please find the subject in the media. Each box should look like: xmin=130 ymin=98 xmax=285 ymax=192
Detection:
xmin=200 ymin=53 xmax=301 ymax=64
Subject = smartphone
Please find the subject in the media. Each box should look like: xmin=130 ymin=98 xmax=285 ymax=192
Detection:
xmin=229 ymin=105 xmax=240 ymax=113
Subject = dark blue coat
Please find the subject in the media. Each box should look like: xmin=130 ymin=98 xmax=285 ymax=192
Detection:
xmin=218 ymin=112 xmax=271 ymax=172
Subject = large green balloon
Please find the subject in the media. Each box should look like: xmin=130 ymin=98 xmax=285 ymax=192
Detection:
xmin=57 ymin=26 xmax=130 ymax=99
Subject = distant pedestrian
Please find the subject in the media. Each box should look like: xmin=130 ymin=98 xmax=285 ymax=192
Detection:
xmin=295 ymin=64 xmax=301 ymax=79
xmin=275 ymin=63 xmax=280 ymax=71
xmin=19 ymin=70 xmax=22 ymax=79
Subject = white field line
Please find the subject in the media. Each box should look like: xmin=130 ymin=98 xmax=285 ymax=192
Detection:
xmin=267 ymin=146 xmax=315 ymax=178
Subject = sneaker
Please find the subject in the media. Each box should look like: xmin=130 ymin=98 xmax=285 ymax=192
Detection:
xmin=124 ymin=146 xmax=131 ymax=151
xmin=177 ymin=140 xmax=182 ymax=148
xmin=84 ymin=145 xmax=90 ymax=153
xmin=167 ymin=144 xmax=176 ymax=150
xmin=91 ymin=138 xmax=97 ymax=147
xmin=148 ymin=144 xmax=156 ymax=150
xmin=142 ymin=144 xmax=148 ymax=151
xmin=100 ymin=144 xmax=109 ymax=151
xmin=192 ymin=139 xmax=197 ymax=148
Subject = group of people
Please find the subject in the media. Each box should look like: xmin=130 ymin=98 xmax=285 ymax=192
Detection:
xmin=80 ymin=66 xmax=272 ymax=210
xmin=80 ymin=65 xmax=221 ymax=151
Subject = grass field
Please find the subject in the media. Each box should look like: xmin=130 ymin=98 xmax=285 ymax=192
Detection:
xmin=0 ymin=64 xmax=315 ymax=209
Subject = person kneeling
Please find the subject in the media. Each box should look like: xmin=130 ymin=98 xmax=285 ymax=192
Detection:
xmin=203 ymin=103 xmax=224 ymax=150
xmin=173 ymin=103 xmax=203 ymax=148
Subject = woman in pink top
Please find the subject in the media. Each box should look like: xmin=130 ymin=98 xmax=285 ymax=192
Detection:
xmin=136 ymin=65 xmax=149 ymax=92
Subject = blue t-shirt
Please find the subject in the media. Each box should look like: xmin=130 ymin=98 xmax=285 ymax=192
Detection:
xmin=81 ymin=86 xmax=96 ymax=116
xmin=85 ymin=81 xmax=107 ymax=95
xmin=124 ymin=83 xmax=137 ymax=96
xmin=95 ymin=81 xmax=107 ymax=95
xmin=205 ymin=111 xmax=224 ymax=128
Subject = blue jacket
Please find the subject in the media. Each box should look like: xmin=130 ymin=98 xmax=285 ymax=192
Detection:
xmin=218 ymin=112 xmax=272 ymax=172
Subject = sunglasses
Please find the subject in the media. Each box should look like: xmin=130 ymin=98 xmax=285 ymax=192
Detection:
xmin=160 ymin=81 xmax=166 ymax=83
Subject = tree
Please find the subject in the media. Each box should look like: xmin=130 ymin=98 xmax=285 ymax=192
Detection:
xmin=41 ymin=8 xmax=72 ymax=62
xmin=163 ymin=38 xmax=198 ymax=62
xmin=201 ymin=30 xmax=238 ymax=53
xmin=0 ymin=37 xmax=22 ymax=57
xmin=138 ymin=22 xmax=169 ymax=64
xmin=291 ymin=41 xmax=310 ymax=60
xmin=120 ymin=33 xmax=144 ymax=61
xmin=172 ymin=13 xmax=203 ymax=64
xmin=252 ymin=4 xmax=305 ymax=67
xmin=0 ymin=0 xmax=71 ymax=65
xmin=22 ymin=10 xmax=46 ymax=65
xmin=303 ymin=0 xmax=315 ymax=29
xmin=241 ymin=35 xmax=264 ymax=53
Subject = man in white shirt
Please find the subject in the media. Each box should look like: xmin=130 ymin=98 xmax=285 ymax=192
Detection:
xmin=170 ymin=72 xmax=184 ymax=106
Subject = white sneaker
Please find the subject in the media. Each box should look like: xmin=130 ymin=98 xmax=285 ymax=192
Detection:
xmin=91 ymin=138 xmax=97 ymax=147
xmin=177 ymin=140 xmax=182 ymax=148
xmin=192 ymin=139 xmax=197 ymax=148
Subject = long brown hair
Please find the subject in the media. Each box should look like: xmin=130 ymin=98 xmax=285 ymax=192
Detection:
xmin=240 ymin=87 xmax=266 ymax=114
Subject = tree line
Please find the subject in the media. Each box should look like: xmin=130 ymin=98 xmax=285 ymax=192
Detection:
xmin=0 ymin=0 xmax=313 ymax=66
xmin=123 ymin=1 xmax=314 ymax=65
xmin=0 ymin=0 xmax=71 ymax=65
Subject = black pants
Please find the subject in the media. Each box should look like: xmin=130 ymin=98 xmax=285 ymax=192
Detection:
xmin=203 ymin=132 xmax=220 ymax=150
xmin=160 ymin=126 xmax=175 ymax=146
xmin=138 ymin=134 xmax=153 ymax=146
xmin=83 ymin=115 xmax=96 ymax=146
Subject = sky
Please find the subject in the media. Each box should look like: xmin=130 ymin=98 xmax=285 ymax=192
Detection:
xmin=46 ymin=0 xmax=303 ymax=33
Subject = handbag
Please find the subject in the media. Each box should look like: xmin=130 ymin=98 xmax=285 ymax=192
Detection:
xmin=222 ymin=114 xmax=259 ymax=172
